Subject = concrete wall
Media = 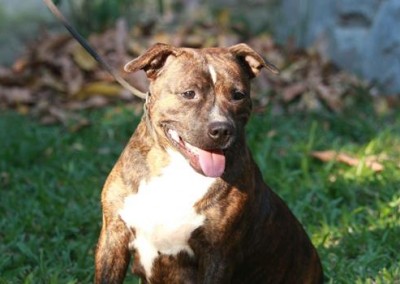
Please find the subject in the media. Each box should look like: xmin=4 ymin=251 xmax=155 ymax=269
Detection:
xmin=275 ymin=0 xmax=400 ymax=94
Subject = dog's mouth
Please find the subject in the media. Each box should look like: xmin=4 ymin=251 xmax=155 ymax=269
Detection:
xmin=166 ymin=128 xmax=226 ymax=178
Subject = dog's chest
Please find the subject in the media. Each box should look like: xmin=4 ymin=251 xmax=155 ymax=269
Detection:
xmin=119 ymin=149 xmax=215 ymax=277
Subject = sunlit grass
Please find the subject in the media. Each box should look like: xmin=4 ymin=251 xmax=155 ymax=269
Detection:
xmin=246 ymin=105 xmax=399 ymax=283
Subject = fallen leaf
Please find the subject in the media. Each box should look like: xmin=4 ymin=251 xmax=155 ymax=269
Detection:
xmin=40 ymin=115 xmax=58 ymax=125
xmin=72 ymin=44 xmax=98 ymax=71
xmin=57 ymin=56 xmax=84 ymax=95
xmin=0 ymin=87 xmax=33 ymax=104
xmin=0 ymin=172 xmax=10 ymax=187
xmin=0 ymin=17 xmax=387 ymax=125
xmin=66 ymin=96 xmax=109 ymax=110
xmin=36 ymin=33 xmax=72 ymax=63
xmin=282 ymin=82 xmax=307 ymax=102
xmin=68 ymin=117 xmax=91 ymax=132
xmin=311 ymin=150 xmax=384 ymax=172
xmin=72 ymin=82 xmax=123 ymax=100
xmin=39 ymin=71 xmax=66 ymax=93
xmin=315 ymin=83 xmax=342 ymax=112
xmin=12 ymin=58 xmax=30 ymax=73
xmin=48 ymin=106 xmax=69 ymax=125
xmin=16 ymin=105 xmax=30 ymax=115
xmin=0 ymin=67 xmax=29 ymax=86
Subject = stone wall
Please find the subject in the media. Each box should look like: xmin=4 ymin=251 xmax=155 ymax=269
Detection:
xmin=275 ymin=0 xmax=400 ymax=94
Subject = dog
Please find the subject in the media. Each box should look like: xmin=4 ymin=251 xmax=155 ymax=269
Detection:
xmin=95 ymin=42 xmax=323 ymax=283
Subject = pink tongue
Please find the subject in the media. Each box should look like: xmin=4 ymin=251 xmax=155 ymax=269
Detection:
xmin=197 ymin=148 xmax=226 ymax=177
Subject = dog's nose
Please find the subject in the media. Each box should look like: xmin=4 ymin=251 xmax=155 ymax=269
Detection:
xmin=208 ymin=122 xmax=234 ymax=143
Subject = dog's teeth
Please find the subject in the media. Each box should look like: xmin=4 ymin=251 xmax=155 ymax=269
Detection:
xmin=185 ymin=142 xmax=200 ymax=154
xmin=168 ymin=129 xmax=180 ymax=143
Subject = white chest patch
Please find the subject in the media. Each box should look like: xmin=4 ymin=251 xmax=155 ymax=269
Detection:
xmin=119 ymin=149 xmax=216 ymax=278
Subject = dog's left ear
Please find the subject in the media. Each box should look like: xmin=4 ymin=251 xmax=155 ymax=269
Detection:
xmin=228 ymin=43 xmax=279 ymax=78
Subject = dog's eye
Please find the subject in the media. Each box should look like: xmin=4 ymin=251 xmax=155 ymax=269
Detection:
xmin=232 ymin=90 xmax=247 ymax=101
xmin=181 ymin=90 xmax=196 ymax=100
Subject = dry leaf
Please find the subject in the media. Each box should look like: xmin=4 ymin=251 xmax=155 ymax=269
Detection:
xmin=0 ymin=17 xmax=384 ymax=125
xmin=315 ymin=83 xmax=342 ymax=112
xmin=282 ymin=82 xmax=307 ymax=102
xmin=0 ymin=67 xmax=28 ymax=86
xmin=48 ymin=106 xmax=69 ymax=125
xmin=68 ymin=118 xmax=91 ymax=132
xmin=39 ymin=71 xmax=66 ymax=93
xmin=0 ymin=87 xmax=33 ymax=104
xmin=55 ymin=55 xmax=84 ymax=95
xmin=66 ymin=96 xmax=109 ymax=110
xmin=72 ymin=82 xmax=123 ymax=100
xmin=36 ymin=34 xmax=71 ymax=63
xmin=72 ymin=44 xmax=98 ymax=71
xmin=12 ymin=58 xmax=30 ymax=73
xmin=311 ymin=150 xmax=384 ymax=172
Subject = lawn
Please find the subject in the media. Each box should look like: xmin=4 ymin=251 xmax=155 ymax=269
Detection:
xmin=0 ymin=98 xmax=399 ymax=283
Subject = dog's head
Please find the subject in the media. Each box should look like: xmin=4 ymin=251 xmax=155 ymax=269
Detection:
xmin=124 ymin=43 xmax=278 ymax=178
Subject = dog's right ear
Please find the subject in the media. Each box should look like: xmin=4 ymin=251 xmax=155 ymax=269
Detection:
xmin=124 ymin=43 xmax=178 ymax=79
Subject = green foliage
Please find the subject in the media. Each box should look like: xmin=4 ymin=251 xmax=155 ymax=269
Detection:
xmin=68 ymin=0 xmax=134 ymax=32
xmin=55 ymin=0 xmax=276 ymax=36
xmin=0 ymin=99 xmax=399 ymax=282
xmin=56 ymin=0 xmax=162 ymax=33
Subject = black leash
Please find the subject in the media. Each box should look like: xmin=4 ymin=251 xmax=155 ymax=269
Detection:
xmin=43 ymin=0 xmax=147 ymax=100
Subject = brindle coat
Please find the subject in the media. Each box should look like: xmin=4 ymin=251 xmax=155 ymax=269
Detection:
xmin=95 ymin=43 xmax=323 ymax=283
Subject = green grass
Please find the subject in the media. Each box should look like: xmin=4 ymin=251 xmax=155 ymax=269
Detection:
xmin=0 ymin=100 xmax=399 ymax=283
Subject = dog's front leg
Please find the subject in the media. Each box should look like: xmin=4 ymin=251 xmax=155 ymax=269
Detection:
xmin=95 ymin=217 xmax=131 ymax=284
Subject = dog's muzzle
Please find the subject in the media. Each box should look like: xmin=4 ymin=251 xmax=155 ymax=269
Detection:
xmin=165 ymin=124 xmax=236 ymax=178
